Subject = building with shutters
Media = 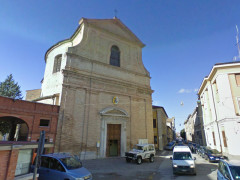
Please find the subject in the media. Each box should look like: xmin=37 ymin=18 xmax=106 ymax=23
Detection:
xmin=184 ymin=101 xmax=206 ymax=146
xmin=26 ymin=17 xmax=154 ymax=159
xmin=152 ymin=106 xmax=168 ymax=150
xmin=198 ymin=61 xmax=240 ymax=159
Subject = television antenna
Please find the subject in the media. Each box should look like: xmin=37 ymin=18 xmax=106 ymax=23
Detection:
xmin=233 ymin=25 xmax=240 ymax=61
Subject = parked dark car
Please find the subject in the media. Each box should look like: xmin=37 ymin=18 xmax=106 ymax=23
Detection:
xmin=202 ymin=149 xmax=224 ymax=163
xmin=31 ymin=153 xmax=92 ymax=180
xmin=198 ymin=146 xmax=207 ymax=157
xmin=164 ymin=142 xmax=176 ymax=150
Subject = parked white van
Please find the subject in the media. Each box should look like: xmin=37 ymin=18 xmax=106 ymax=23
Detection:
xmin=170 ymin=145 xmax=196 ymax=175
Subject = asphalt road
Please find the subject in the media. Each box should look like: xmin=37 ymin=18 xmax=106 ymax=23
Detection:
xmin=82 ymin=151 xmax=218 ymax=180
xmin=152 ymin=151 xmax=218 ymax=180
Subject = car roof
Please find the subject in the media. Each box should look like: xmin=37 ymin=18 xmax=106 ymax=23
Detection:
xmin=173 ymin=146 xmax=191 ymax=152
xmin=222 ymin=160 xmax=240 ymax=166
xmin=136 ymin=144 xmax=154 ymax=147
xmin=42 ymin=153 xmax=73 ymax=159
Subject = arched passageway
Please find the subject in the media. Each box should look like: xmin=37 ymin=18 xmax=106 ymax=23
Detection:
xmin=0 ymin=116 xmax=29 ymax=141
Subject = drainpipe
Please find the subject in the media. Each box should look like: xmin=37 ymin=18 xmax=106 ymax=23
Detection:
xmin=210 ymin=84 xmax=223 ymax=153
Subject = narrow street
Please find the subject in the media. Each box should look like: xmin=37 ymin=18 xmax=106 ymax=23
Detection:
xmin=152 ymin=151 xmax=218 ymax=180
xmin=83 ymin=151 xmax=218 ymax=180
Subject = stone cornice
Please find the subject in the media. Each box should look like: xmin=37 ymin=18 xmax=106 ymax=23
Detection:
xmin=44 ymin=25 xmax=83 ymax=62
xmin=204 ymin=117 xmax=240 ymax=128
xmin=62 ymin=69 xmax=153 ymax=95
xmin=62 ymin=84 xmax=152 ymax=99
xmin=66 ymin=52 xmax=150 ymax=78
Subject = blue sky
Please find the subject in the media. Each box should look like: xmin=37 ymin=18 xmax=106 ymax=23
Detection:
xmin=1 ymin=1 xmax=240 ymax=132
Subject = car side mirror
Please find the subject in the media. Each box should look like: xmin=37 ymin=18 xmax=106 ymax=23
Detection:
xmin=194 ymin=157 xmax=196 ymax=160
xmin=170 ymin=157 xmax=172 ymax=160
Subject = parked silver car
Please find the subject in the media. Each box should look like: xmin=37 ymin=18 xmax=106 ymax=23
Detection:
xmin=217 ymin=159 xmax=240 ymax=180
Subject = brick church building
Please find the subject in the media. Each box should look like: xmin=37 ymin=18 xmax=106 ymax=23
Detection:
xmin=27 ymin=17 xmax=154 ymax=159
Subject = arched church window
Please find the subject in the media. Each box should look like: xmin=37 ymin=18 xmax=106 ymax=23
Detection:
xmin=110 ymin=45 xmax=120 ymax=67
xmin=53 ymin=54 xmax=62 ymax=73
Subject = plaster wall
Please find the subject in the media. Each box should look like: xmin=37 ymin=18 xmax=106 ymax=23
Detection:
xmin=199 ymin=64 xmax=240 ymax=158
xmin=215 ymin=74 xmax=235 ymax=119
xmin=228 ymin=74 xmax=240 ymax=115
xmin=40 ymin=42 xmax=72 ymax=104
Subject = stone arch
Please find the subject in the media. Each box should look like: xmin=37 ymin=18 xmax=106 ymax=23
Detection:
xmin=0 ymin=116 xmax=29 ymax=141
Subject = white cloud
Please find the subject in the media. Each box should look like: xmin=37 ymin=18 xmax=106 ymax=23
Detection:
xmin=178 ymin=88 xmax=192 ymax=94
xmin=153 ymin=100 xmax=160 ymax=106
xmin=194 ymin=88 xmax=198 ymax=92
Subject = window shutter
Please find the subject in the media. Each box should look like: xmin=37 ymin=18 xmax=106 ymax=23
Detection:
xmin=153 ymin=119 xmax=157 ymax=128
xmin=236 ymin=74 xmax=240 ymax=86
xmin=222 ymin=131 xmax=228 ymax=147
xmin=212 ymin=132 xmax=216 ymax=146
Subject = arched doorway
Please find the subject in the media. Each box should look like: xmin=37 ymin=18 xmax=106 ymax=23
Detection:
xmin=0 ymin=116 xmax=29 ymax=141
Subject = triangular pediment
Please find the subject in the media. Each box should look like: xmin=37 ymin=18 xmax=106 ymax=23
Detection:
xmin=80 ymin=18 xmax=145 ymax=47
xmin=100 ymin=107 xmax=128 ymax=117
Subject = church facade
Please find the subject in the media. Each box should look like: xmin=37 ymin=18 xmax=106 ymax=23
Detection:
xmin=29 ymin=18 xmax=154 ymax=159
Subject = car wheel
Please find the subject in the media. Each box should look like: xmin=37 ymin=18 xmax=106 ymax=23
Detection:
xmin=136 ymin=156 xmax=142 ymax=165
xmin=149 ymin=155 xmax=154 ymax=163
xmin=126 ymin=158 xmax=131 ymax=162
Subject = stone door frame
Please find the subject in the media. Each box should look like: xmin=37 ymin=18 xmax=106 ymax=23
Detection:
xmin=100 ymin=107 xmax=128 ymax=158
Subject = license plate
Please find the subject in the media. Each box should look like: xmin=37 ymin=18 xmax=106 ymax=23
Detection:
xmin=216 ymin=158 xmax=219 ymax=160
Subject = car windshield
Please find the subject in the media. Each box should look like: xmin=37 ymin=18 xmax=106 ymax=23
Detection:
xmin=173 ymin=152 xmax=192 ymax=160
xmin=60 ymin=157 xmax=82 ymax=170
xmin=206 ymin=149 xmax=213 ymax=154
xmin=167 ymin=142 xmax=174 ymax=146
xmin=206 ymin=149 xmax=220 ymax=154
xmin=133 ymin=145 xmax=143 ymax=150
xmin=229 ymin=166 xmax=240 ymax=180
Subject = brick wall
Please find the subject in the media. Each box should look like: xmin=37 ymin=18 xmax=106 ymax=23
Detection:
xmin=0 ymin=150 xmax=10 ymax=180
xmin=0 ymin=96 xmax=58 ymax=179
xmin=0 ymin=96 xmax=59 ymax=143
xmin=6 ymin=149 xmax=19 ymax=180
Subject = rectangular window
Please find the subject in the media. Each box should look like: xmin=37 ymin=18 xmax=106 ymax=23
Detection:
xmin=236 ymin=74 xmax=240 ymax=86
xmin=15 ymin=149 xmax=32 ymax=176
xmin=153 ymin=119 xmax=157 ymax=128
xmin=53 ymin=55 xmax=62 ymax=73
xmin=39 ymin=119 xmax=50 ymax=127
xmin=222 ymin=131 xmax=228 ymax=147
xmin=154 ymin=136 xmax=157 ymax=144
xmin=212 ymin=132 xmax=216 ymax=146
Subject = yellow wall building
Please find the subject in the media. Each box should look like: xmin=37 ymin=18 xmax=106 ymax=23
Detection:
xmin=152 ymin=106 xmax=168 ymax=150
